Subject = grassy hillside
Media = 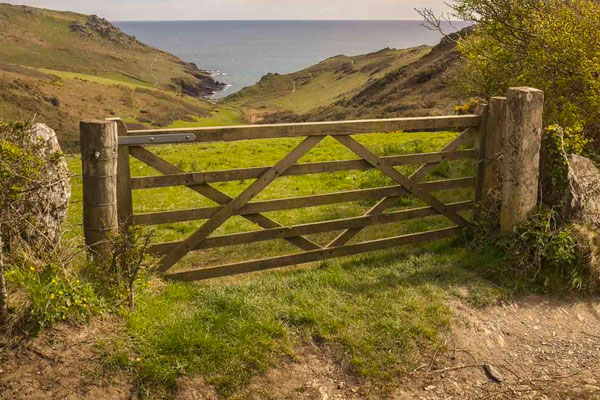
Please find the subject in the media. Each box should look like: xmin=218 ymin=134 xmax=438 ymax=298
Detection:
xmin=0 ymin=3 xmax=236 ymax=150
xmin=225 ymin=47 xmax=431 ymax=122
xmin=0 ymin=4 xmax=223 ymax=95
xmin=226 ymin=30 xmax=470 ymax=124
xmin=296 ymin=31 xmax=470 ymax=122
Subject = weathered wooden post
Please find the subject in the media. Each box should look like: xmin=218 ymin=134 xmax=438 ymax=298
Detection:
xmin=500 ymin=87 xmax=544 ymax=233
xmin=80 ymin=120 xmax=119 ymax=258
xmin=481 ymin=97 xmax=508 ymax=211
xmin=474 ymin=103 xmax=489 ymax=220
xmin=108 ymin=118 xmax=134 ymax=229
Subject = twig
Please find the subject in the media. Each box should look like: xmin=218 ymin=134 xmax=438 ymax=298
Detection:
xmin=429 ymin=363 xmax=482 ymax=374
xmin=27 ymin=346 xmax=61 ymax=363
xmin=428 ymin=344 xmax=443 ymax=371
xmin=582 ymin=331 xmax=600 ymax=339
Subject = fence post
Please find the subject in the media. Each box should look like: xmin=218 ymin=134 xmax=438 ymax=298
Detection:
xmin=481 ymin=97 xmax=507 ymax=212
xmin=108 ymin=118 xmax=134 ymax=229
xmin=500 ymin=87 xmax=544 ymax=233
xmin=80 ymin=120 xmax=119 ymax=259
xmin=474 ymin=103 xmax=489 ymax=220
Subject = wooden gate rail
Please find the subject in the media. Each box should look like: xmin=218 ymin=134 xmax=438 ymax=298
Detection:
xmin=81 ymin=113 xmax=486 ymax=279
xmin=133 ymin=178 xmax=475 ymax=226
xmin=130 ymin=150 xmax=476 ymax=189
xmin=149 ymin=201 xmax=473 ymax=255
xmin=124 ymin=115 xmax=481 ymax=144
xmin=164 ymin=227 xmax=462 ymax=281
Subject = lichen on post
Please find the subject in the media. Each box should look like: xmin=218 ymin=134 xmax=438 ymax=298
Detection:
xmin=500 ymin=87 xmax=544 ymax=233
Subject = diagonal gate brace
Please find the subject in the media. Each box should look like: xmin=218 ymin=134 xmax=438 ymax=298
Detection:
xmin=129 ymin=147 xmax=322 ymax=255
xmin=158 ymin=135 xmax=325 ymax=272
xmin=327 ymin=128 xmax=474 ymax=247
xmin=333 ymin=135 xmax=470 ymax=229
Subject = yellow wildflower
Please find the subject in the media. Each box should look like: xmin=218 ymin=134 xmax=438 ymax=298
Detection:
xmin=136 ymin=357 xmax=142 ymax=362
xmin=50 ymin=293 xmax=55 ymax=300
xmin=62 ymin=315 xmax=66 ymax=320
xmin=29 ymin=266 xmax=35 ymax=272
xmin=58 ymin=291 xmax=64 ymax=296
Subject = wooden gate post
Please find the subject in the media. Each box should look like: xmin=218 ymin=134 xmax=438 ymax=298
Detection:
xmin=80 ymin=120 xmax=119 ymax=259
xmin=108 ymin=118 xmax=134 ymax=229
xmin=480 ymin=96 xmax=507 ymax=212
xmin=500 ymin=87 xmax=544 ymax=233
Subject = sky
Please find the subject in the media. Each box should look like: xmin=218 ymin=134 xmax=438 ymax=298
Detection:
xmin=6 ymin=0 xmax=452 ymax=21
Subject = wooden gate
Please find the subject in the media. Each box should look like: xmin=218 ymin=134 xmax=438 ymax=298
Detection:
xmin=82 ymin=114 xmax=488 ymax=281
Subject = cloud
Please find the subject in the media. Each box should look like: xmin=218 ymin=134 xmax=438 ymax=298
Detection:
xmin=7 ymin=0 xmax=451 ymax=20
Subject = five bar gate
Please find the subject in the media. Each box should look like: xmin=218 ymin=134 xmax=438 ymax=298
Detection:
xmin=81 ymin=113 xmax=489 ymax=281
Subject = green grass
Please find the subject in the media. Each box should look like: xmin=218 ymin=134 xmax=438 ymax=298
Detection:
xmin=226 ymin=47 xmax=431 ymax=115
xmin=71 ymin=129 xmax=509 ymax=398
xmin=100 ymin=242 xmax=505 ymax=398
xmin=166 ymin=108 xmax=245 ymax=128
xmin=35 ymin=67 xmax=156 ymax=90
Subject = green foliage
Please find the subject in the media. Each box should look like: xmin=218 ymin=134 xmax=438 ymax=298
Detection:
xmin=472 ymin=208 xmax=592 ymax=292
xmin=5 ymin=258 xmax=103 ymax=333
xmin=453 ymin=97 xmax=481 ymax=115
xmin=450 ymin=0 xmax=600 ymax=142
xmin=85 ymin=226 xmax=153 ymax=309
xmin=541 ymin=124 xmax=590 ymax=203
xmin=97 ymin=243 xmax=506 ymax=398
xmin=0 ymin=121 xmax=46 ymax=213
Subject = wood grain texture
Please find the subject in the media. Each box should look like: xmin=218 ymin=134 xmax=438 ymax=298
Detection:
xmin=164 ymin=227 xmax=462 ymax=281
xmin=334 ymin=136 xmax=470 ymax=227
xmin=133 ymin=177 xmax=475 ymax=226
xmin=126 ymin=115 xmax=481 ymax=144
xmin=80 ymin=120 xmax=118 ymax=258
xmin=130 ymin=150 xmax=476 ymax=190
xmin=158 ymin=136 xmax=324 ymax=272
xmin=149 ymin=201 xmax=472 ymax=255
xmin=328 ymin=128 xmax=475 ymax=247
xmin=129 ymin=146 xmax=321 ymax=252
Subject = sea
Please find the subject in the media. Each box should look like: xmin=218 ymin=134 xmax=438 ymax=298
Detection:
xmin=114 ymin=20 xmax=470 ymax=98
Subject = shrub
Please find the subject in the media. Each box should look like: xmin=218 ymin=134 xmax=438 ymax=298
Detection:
xmin=472 ymin=208 xmax=594 ymax=292
xmin=85 ymin=225 xmax=153 ymax=310
xmin=5 ymin=251 xmax=103 ymax=334
xmin=0 ymin=120 xmax=62 ymax=327
xmin=541 ymin=124 xmax=590 ymax=205
xmin=421 ymin=0 xmax=600 ymax=144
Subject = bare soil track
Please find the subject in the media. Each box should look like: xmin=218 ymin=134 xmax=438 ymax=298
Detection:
xmin=1 ymin=296 xmax=599 ymax=399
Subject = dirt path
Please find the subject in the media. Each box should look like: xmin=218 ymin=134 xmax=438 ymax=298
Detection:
xmin=1 ymin=296 xmax=599 ymax=399
xmin=236 ymin=296 xmax=600 ymax=399
xmin=0 ymin=316 xmax=134 ymax=400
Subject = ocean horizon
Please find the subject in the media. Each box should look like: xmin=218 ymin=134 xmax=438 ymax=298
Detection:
xmin=115 ymin=20 xmax=470 ymax=98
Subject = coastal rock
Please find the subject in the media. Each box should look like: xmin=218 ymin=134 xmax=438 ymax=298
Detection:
xmin=567 ymin=155 xmax=600 ymax=228
xmin=19 ymin=123 xmax=71 ymax=247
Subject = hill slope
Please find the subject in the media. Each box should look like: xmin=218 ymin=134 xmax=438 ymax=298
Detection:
xmin=224 ymin=46 xmax=431 ymax=122
xmin=0 ymin=3 xmax=231 ymax=149
xmin=226 ymin=30 xmax=469 ymax=124
xmin=296 ymin=31 xmax=468 ymax=121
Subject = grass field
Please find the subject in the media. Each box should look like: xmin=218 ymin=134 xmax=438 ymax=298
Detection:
xmin=65 ymin=128 xmax=509 ymax=397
